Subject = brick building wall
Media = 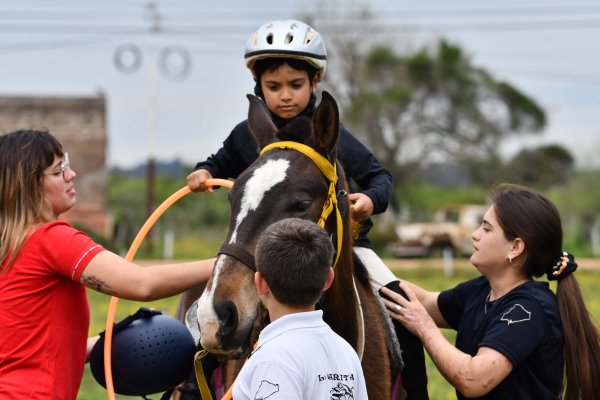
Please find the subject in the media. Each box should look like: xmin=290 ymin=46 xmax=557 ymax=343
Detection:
xmin=0 ymin=94 xmax=111 ymax=236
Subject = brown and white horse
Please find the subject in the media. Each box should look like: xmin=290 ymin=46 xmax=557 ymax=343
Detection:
xmin=179 ymin=92 xmax=402 ymax=399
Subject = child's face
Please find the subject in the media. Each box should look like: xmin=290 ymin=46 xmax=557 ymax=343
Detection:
xmin=259 ymin=63 xmax=318 ymax=120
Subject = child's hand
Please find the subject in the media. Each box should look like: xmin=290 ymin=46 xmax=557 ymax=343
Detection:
xmin=187 ymin=169 xmax=214 ymax=192
xmin=348 ymin=193 xmax=374 ymax=221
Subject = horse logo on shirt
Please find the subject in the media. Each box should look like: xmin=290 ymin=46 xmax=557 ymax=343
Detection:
xmin=253 ymin=380 xmax=279 ymax=399
xmin=500 ymin=304 xmax=531 ymax=325
xmin=330 ymin=382 xmax=355 ymax=399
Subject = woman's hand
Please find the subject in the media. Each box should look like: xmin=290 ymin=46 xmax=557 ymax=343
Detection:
xmin=381 ymin=282 xmax=437 ymax=339
xmin=86 ymin=335 xmax=100 ymax=363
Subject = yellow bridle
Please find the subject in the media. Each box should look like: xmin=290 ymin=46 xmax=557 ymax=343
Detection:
xmin=260 ymin=141 xmax=344 ymax=268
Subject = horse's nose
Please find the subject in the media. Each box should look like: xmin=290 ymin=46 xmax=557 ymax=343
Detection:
xmin=214 ymin=299 xmax=239 ymax=343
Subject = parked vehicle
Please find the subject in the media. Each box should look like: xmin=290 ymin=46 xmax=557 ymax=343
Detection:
xmin=387 ymin=204 xmax=487 ymax=257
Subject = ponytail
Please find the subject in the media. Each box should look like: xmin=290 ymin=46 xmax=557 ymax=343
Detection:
xmin=552 ymin=257 xmax=600 ymax=400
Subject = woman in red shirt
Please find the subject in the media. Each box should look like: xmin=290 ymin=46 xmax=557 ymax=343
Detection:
xmin=0 ymin=129 xmax=213 ymax=399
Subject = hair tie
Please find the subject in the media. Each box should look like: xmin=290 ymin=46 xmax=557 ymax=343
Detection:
xmin=546 ymin=251 xmax=578 ymax=281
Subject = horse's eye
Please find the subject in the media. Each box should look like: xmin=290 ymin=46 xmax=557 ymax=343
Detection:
xmin=293 ymin=201 xmax=311 ymax=212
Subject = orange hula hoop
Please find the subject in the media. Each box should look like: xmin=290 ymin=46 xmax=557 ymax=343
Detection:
xmin=103 ymin=179 xmax=233 ymax=400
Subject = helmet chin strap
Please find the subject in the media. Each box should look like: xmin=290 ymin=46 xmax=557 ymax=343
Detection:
xmin=253 ymin=82 xmax=264 ymax=99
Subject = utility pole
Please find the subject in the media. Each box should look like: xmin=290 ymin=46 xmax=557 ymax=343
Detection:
xmin=113 ymin=1 xmax=192 ymax=257
xmin=145 ymin=0 xmax=159 ymax=254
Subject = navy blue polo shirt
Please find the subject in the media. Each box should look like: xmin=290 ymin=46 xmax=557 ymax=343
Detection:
xmin=438 ymin=276 xmax=563 ymax=399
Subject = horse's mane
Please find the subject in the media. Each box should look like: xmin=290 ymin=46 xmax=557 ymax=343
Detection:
xmin=351 ymin=250 xmax=372 ymax=288
xmin=275 ymin=116 xmax=313 ymax=141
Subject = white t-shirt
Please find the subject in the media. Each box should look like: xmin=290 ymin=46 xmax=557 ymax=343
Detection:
xmin=232 ymin=310 xmax=368 ymax=399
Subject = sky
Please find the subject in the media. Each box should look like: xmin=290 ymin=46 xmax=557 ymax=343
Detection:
xmin=1 ymin=0 xmax=599 ymax=169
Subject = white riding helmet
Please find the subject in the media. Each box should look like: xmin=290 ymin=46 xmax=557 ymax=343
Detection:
xmin=245 ymin=19 xmax=327 ymax=80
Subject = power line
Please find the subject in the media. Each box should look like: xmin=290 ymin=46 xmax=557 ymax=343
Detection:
xmin=366 ymin=4 xmax=600 ymax=19
xmin=2 ymin=3 xmax=600 ymax=24
xmin=0 ymin=23 xmax=152 ymax=34
xmin=1 ymin=18 xmax=599 ymax=38
xmin=1 ymin=2 xmax=598 ymax=88
xmin=0 ymin=33 xmax=141 ymax=55
xmin=492 ymin=66 xmax=600 ymax=87
xmin=2 ymin=3 xmax=600 ymax=16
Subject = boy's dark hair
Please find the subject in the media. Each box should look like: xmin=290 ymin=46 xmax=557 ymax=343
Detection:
xmin=255 ymin=218 xmax=334 ymax=306
xmin=253 ymin=57 xmax=319 ymax=84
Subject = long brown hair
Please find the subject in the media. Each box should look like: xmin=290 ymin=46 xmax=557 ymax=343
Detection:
xmin=0 ymin=129 xmax=64 ymax=273
xmin=491 ymin=183 xmax=600 ymax=400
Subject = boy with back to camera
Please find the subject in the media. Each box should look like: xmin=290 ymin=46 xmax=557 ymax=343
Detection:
xmin=188 ymin=19 xmax=428 ymax=398
xmin=232 ymin=217 xmax=368 ymax=399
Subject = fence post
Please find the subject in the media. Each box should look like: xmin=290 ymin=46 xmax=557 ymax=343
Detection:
xmin=443 ymin=247 xmax=454 ymax=278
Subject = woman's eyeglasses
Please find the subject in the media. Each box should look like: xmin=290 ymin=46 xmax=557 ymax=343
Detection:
xmin=44 ymin=153 xmax=70 ymax=181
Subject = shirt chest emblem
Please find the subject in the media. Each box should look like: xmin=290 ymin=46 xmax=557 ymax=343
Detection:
xmin=500 ymin=304 xmax=531 ymax=325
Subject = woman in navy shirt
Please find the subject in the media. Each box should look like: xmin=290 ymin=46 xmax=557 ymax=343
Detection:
xmin=382 ymin=183 xmax=600 ymax=399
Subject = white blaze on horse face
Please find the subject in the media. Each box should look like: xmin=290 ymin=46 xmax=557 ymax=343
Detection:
xmin=229 ymin=158 xmax=289 ymax=244
xmin=196 ymin=255 xmax=226 ymax=350
xmin=197 ymin=159 xmax=289 ymax=350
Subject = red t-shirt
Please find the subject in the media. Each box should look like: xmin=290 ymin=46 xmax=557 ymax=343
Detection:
xmin=0 ymin=221 xmax=105 ymax=399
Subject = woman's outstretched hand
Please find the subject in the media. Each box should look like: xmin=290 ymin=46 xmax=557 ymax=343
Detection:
xmin=381 ymin=282 xmax=437 ymax=340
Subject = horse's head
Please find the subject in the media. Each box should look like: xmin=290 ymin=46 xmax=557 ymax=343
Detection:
xmin=196 ymin=92 xmax=344 ymax=357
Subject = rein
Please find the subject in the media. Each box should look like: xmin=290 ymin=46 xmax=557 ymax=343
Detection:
xmin=260 ymin=141 xmax=345 ymax=268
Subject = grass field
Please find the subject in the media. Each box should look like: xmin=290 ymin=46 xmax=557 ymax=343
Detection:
xmin=78 ymin=260 xmax=600 ymax=399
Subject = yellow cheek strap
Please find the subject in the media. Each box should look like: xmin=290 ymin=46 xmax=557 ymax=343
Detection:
xmin=261 ymin=141 xmax=344 ymax=268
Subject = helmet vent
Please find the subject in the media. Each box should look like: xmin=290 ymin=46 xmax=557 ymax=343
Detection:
xmin=285 ymin=33 xmax=294 ymax=44
xmin=305 ymin=31 xmax=315 ymax=44
xmin=266 ymin=33 xmax=273 ymax=45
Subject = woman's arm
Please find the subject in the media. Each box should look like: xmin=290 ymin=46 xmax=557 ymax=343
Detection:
xmin=385 ymin=282 xmax=513 ymax=397
xmin=80 ymin=251 xmax=215 ymax=301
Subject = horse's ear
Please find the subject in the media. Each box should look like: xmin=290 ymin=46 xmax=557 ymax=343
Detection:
xmin=313 ymin=91 xmax=340 ymax=158
xmin=247 ymin=94 xmax=277 ymax=149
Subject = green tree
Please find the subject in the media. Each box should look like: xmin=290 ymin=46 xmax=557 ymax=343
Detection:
xmin=324 ymin=36 xmax=546 ymax=204
xmin=507 ymin=144 xmax=575 ymax=188
xmin=549 ymin=170 xmax=600 ymax=255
